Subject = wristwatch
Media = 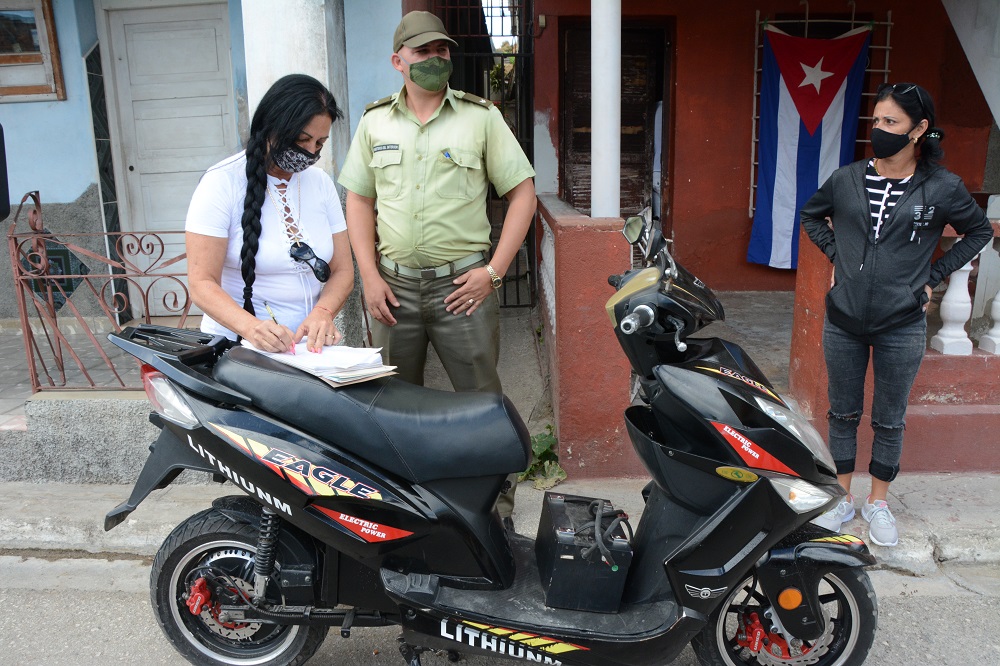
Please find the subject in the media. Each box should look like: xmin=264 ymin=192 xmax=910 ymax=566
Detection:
xmin=485 ymin=264 xmax=502 ymax=290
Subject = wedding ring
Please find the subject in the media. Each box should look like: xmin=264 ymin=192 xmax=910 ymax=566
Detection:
xmin=468 ymin=298 xmax=475 ymax=305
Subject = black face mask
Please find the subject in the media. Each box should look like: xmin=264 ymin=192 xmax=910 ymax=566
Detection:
xmin=272 ymin=144 xmax=321 ymax=173
xmin=870 ymin=127 xmax=913 ymax=159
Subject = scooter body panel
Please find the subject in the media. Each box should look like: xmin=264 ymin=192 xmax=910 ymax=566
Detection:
xmin=115 ymin=391 xmax=519 ymax=588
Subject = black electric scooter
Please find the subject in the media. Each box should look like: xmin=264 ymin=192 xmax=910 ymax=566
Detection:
xmin=106 ymin=214 xmax=877 ymax=666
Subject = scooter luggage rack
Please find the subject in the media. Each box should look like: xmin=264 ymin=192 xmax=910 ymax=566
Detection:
xmin=108 ymin=323 xmax=251 ymax=406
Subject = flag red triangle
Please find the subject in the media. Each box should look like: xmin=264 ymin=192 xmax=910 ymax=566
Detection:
xmin=766 ymin=27 xmax=870 ymax=135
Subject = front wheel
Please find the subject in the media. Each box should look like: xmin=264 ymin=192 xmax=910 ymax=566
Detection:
xmin=692 ymin=568 xmax=877 ymax=666
xmin=150 ymin=508 xmax=328 ymax=666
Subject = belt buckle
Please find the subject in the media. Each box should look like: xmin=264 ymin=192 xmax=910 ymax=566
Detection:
xmin=420 ymin=267 xmax=437 ymax=280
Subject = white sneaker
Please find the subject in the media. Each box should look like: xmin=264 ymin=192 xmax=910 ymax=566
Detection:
xmin=811 ymin=494 xmax=855 ymax=532
xmin=862 ymin=496 xmax=898 ymax=547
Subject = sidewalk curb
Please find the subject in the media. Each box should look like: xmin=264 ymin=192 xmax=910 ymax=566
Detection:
xmin=2 ymin=476 xmax=997 ymax=579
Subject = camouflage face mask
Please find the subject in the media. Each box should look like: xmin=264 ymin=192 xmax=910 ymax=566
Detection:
xmin=401 ymin=55 xmax=453 ymax=92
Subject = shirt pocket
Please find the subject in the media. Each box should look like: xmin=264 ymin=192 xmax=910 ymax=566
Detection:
xmin=369 ymin=150 xmax=403 ymax=200
xmin=436 ymin=148 xmax=482 ymax=200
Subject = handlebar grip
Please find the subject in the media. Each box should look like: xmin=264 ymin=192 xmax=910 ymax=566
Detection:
xmin=620 ymin=305 xmax=654 ymax=335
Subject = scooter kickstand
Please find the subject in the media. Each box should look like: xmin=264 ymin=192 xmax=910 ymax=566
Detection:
xmin=340 ymin=607 xmax=356 ymax=638
xmin=397 ymin=636 xmax=425 ymax=666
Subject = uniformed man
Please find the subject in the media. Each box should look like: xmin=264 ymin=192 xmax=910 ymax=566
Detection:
xmin=339 ymin=10 xmax=535 ymax=524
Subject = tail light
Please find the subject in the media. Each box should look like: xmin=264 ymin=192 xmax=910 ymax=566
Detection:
xmin=141 ymin=364 xmax=199 ymax=428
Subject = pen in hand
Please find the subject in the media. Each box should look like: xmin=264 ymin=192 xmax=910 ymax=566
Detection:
xmin=263 ymin=301 xmax=295 ymax=355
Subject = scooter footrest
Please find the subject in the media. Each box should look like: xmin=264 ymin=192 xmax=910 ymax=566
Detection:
xmin=382 ymin=570 xmax=440 ymax=605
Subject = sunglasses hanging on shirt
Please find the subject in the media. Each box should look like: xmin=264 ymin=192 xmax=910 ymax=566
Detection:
xmin=290 ymin=242 xmax=331 ymax=282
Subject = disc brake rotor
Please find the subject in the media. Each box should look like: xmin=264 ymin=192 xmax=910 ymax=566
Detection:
xmin=193 ymin=548 xmax=261 ymax=641
xmin=752 ymin=606 xmax=834 ymax=666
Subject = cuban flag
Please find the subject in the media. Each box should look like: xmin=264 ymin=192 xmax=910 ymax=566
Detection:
xmin=748 ymin=25 xmax=871 ymax=269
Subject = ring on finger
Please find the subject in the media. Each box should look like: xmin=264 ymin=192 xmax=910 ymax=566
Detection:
xmin=468 ymin=298 xmax=475 ymax=305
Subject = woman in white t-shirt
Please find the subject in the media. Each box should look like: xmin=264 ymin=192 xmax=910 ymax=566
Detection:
xmin=186 ymin=74 xmax=353 ymax=353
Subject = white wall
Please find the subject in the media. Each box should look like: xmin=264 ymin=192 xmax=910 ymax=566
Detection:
xmin=2 ymin=0 xmax=98 ymax=204
xmin=942 ymin=0 xmax=1000 ymax=128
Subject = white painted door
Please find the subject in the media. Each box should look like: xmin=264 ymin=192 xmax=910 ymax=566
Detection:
xmin=107 ymin=2 xmax=237 ymax=316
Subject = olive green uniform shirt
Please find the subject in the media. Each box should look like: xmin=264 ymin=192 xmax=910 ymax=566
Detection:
xmin=338 ymin=86 xmax=535 ymax=269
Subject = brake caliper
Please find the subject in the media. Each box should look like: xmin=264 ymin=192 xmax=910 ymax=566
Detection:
xmin=186 ymin=577 xmax=211 ymax=615
xmin=736 ymin=612 xmax=767 ymax=653
xmin=736 ymin=610 xmax=812 ymax=661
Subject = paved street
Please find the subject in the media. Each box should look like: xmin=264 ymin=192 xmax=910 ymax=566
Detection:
xmin=0 ymin=554 xmax=997 ymax=665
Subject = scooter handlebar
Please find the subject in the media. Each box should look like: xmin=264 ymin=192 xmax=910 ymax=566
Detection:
xmin=620 ymin=305 xmax=655 ymax=335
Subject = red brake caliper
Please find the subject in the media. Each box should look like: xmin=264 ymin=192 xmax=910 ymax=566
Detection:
xmin=737 ymin=612 xmax=767 ymax=653
xmin=187 ymin=577 xmax=211 ymax=615
xmin=736 ymin=611 xmax=807 ymax=660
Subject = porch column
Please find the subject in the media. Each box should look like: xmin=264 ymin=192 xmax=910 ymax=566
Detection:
xmin=241 ymin=0 xmax=345 ymax=178
xmin=590 ymin=0 xmax=621 ymax=217
xmin=241 ymin=0 xmax=363 ymax=345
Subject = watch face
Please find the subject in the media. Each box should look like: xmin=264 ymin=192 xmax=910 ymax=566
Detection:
xmin=491 ymin=276 xmax=502 ymax=288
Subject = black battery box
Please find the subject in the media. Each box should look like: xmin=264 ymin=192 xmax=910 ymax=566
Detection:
xmin=535 ymin=492 xmax=633 ymax=613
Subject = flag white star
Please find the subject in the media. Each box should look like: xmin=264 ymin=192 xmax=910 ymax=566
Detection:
xmin=799 ymin=57 xmax=833 ymax=93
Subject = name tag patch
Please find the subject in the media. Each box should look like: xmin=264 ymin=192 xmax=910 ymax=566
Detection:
xmin=373 ymin=144 xmax=399 ymax=153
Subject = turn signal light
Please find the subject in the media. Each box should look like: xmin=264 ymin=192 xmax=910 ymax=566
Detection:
xmin=778 ymin=587 xmax=803 ymax=610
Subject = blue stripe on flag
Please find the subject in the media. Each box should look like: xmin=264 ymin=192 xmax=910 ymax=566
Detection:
xmin=794 ymin=116 xmax=822 ymax=267
xmin=839 ymin=33 xmax=871 ymax=165
xmin=747 ymin=36 xmax=780 ymax=265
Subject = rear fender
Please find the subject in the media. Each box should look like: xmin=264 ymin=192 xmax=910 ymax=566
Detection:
xmin=757 ymin=530 xmax=875 ymax=641
xmin=104 ymin=419 xmax=217 ymax=531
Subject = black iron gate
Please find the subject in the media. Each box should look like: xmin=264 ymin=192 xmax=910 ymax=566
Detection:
xmin=435 ymin=0 xmax=535 ymax=307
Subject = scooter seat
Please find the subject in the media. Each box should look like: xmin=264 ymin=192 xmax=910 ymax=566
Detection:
xmin=213 ymin=347 xmax=530 ymax=484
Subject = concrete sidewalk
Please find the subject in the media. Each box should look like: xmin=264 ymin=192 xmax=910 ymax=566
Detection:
xmin=0 ymin=472 xmax=997 ymax=578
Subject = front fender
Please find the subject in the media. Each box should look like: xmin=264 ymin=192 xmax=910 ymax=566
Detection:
xmin=756 ymin=529 xmax=875 ymax=641
xmin=104 ymin=419 xmax=217 ymax=531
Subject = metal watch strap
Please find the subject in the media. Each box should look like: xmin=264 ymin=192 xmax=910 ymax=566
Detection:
xmin=485 ymin=264 xmax=502 ymax=289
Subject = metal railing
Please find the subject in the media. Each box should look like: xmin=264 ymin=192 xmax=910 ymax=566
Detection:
xmin=7 ymin=192 xmax=192 ymax=391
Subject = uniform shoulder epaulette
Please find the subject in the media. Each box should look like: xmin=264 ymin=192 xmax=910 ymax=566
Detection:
xmin=452 ymin=89 xmax=492 ymax=108
xmin=364 ymin=94 xmax=395 ymax=113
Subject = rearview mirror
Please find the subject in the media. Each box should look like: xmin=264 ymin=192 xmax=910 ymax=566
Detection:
xmin=0 ymin=124 xmax=9 ymax=222
xmin=622 ymin=215 xmax=645 ymax=244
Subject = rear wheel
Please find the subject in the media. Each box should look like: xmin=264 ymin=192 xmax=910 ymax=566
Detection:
xmin=692 ymin=568 xmax=877 ymax=666
xmin=150 ymin=508 xmax=328 ymax=666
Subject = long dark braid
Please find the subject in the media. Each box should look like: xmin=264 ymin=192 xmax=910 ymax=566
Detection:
xmin=236 ymin=74 xmax=344 ymax=318
xmin=239 ymin=133 xmax=268 ymax=315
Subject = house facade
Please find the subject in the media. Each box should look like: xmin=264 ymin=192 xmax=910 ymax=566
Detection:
xmin=2 ymin=0 xmax=999 ymax=475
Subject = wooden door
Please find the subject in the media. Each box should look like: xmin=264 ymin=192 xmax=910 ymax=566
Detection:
xmin=561 ymin=26 xmax=666 ymax=219
xmin=105 ymin=1 xmax=237 ymax=316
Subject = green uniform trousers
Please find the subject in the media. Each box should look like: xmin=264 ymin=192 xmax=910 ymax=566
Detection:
xmin=373 ymin=262 xmax=518 ymax=517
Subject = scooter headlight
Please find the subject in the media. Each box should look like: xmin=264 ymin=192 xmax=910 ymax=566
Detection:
xmin=142 ymin=365 xmax=199 ymax=428
xmin=768 ymin=476 xmax=835 ymax=513
xmin=754 ymin=396 xmax=835 ymax=473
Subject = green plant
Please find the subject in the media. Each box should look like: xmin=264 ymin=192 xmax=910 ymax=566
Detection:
xmin=519 ymin=425 xmax=566 ymax=490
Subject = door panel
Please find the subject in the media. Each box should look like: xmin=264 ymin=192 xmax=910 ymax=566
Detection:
xmin=108 ymin=2 xmax=237 ymax=316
